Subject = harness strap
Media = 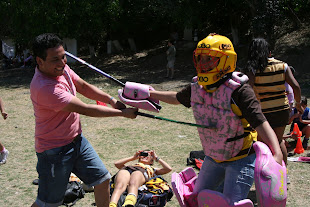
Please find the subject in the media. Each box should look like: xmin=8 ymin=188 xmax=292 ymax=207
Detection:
xmin=226 ymin=132 xmax=250 ymax=142
xmin=235 ymin=145 xmax=255 ymax=157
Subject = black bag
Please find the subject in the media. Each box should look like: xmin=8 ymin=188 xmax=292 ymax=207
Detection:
xmin=187 ymin=150 xmax=205 ymax=169
xmin=63 ymin=181 xmax=85 ymax=207
xmin=137 ymin=176 xmax=173 ymax=207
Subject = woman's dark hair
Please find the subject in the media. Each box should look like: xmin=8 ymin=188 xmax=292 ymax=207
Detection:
xmin=245 ymin=38 xmax=270 ymax=74
xmin=32 ymin=33 xmax=63 ymax=61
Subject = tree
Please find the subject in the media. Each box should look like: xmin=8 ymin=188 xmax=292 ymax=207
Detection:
xmin=0 ymin=0 xmax=111 ymax=48
xmin=1 ymin=0 xmax=309 ymax=53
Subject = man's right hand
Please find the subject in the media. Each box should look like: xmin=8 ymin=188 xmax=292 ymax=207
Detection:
xmin=121 ymin=108 xmax=138 ymax=119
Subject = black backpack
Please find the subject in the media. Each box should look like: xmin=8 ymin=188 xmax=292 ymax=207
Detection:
xmin=137 ymin=176 xmax=173 ymax=207
xmin=187 ymin=150 xmax=205 ymax=169
xmin=63 ymin=181 xmax=85 ymax=207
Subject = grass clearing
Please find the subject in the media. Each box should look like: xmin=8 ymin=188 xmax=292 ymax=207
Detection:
xmin=0 ymin=60 xmax=309 ymax=206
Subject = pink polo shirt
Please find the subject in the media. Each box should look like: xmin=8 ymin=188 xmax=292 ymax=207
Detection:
xmin=30 ymin=65 xmax=82 ymax=153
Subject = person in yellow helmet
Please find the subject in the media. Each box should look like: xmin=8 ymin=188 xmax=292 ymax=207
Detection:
xmin=145 ymin=33 xmax=283 ymax=204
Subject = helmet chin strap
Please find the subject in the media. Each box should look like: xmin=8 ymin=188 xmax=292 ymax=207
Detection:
xmin=203 ymin=73 xmax=232 ymax=92
xmin=204 ymin=87 xmax=217 ymax=93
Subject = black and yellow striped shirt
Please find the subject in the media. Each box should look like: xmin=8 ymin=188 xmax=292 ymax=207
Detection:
xmin=253 ymin=58 xmax=289 ymax=114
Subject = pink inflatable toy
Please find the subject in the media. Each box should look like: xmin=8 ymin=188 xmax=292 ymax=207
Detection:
xmin=198 ymin=190 xmax=253 ymax=207
xmin=253 ymin=141 xmax=287 ymax=207
xmin=172 ymin=142 xmax=287 ymax=207
xmin=118 ymin=81 xmax=160 ymax=113
xmin=171 ymin=167 xmax=198 ymax=207
xmin=171 ymin=167 xmax=254 ymax=207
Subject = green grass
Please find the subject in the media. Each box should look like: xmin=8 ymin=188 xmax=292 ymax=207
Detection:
xmin=0 ymin=67 xmax=310 ymax=207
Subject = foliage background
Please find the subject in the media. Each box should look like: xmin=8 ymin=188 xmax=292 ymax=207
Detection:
xmin=1 ymin=0 xmax=309 ymax=49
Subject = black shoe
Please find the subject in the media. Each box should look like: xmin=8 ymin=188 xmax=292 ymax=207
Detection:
xmin=32 ymin=178 xmax=39 ymax=185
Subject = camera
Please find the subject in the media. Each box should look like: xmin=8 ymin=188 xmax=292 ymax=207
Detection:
xmin=140 ymin=152 xmax=149 ymax=157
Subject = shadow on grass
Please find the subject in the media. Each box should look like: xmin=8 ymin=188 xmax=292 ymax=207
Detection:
xmin=0 ymin=67 xmax=35 ymax=89
xmin=1 ymin=44 xmax=310 ymax=99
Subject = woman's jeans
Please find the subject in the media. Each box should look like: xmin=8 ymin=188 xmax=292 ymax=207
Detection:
xmin=194 ymin=154 xmax=256 ymax=205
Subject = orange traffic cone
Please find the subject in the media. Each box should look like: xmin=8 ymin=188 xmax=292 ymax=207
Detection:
xmin=291 ymin=123 xmax=302 ymax=137
xmin=294 ymin=137 xmax=305 ymax=154
xmin=293 ymin=123 xmax=304 ymax=154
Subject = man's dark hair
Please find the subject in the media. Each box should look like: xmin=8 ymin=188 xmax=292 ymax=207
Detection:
xmin=32 ymin=33 xmax=63 ymax=61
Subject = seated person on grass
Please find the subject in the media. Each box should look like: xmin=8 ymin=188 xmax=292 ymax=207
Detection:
xmin=109 ymin=150 xmax=172 ymax=207
xmin=285 ymin=96 xmax=310 ymax=149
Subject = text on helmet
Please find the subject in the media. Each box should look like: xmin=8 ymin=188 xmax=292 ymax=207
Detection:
xmin=197 ymin=43 xmax=211 ymax=48
xmin=219 ymin=44 xmax=232 ymax=50
xmin=198 ymin=76 xmax=209 ymax=82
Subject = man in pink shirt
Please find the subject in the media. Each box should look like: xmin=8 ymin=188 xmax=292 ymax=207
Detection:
xmin=30 ymin=33 xmax=138 ymax=207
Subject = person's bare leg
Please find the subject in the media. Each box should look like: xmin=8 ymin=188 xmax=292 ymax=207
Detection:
xmin=94 ymin=179 xmax=110 ymax=207
xmin=110 ymin=170 xmax=131 ymax=204
xmin=302 ymin=125 xmax=310 ymax=149
xmin=31 ymin=202 xmax=39 ymax=207
xmin=127 ymin=171 xmax=146 ymax=195
xmin=302 ymin=125 xmax=310 ymax=139
xmin=122 ymin=171 xmax=146 ymax=206
xmin=273 ymin=126 xmax=287 ymax=165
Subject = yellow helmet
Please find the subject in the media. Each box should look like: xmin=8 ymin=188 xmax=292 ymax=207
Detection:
xmin=193 ymin=33 xmax=237 ymax=86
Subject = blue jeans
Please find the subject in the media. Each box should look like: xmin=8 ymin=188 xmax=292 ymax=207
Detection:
xmin=193 ymin=154 xmax=256 ymax=205
xmin=35 ymin=134 xmax=111 ymax=207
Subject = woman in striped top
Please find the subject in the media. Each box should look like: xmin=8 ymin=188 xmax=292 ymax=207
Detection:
xmin=244 ymin=38 xmax=302 ymax=166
